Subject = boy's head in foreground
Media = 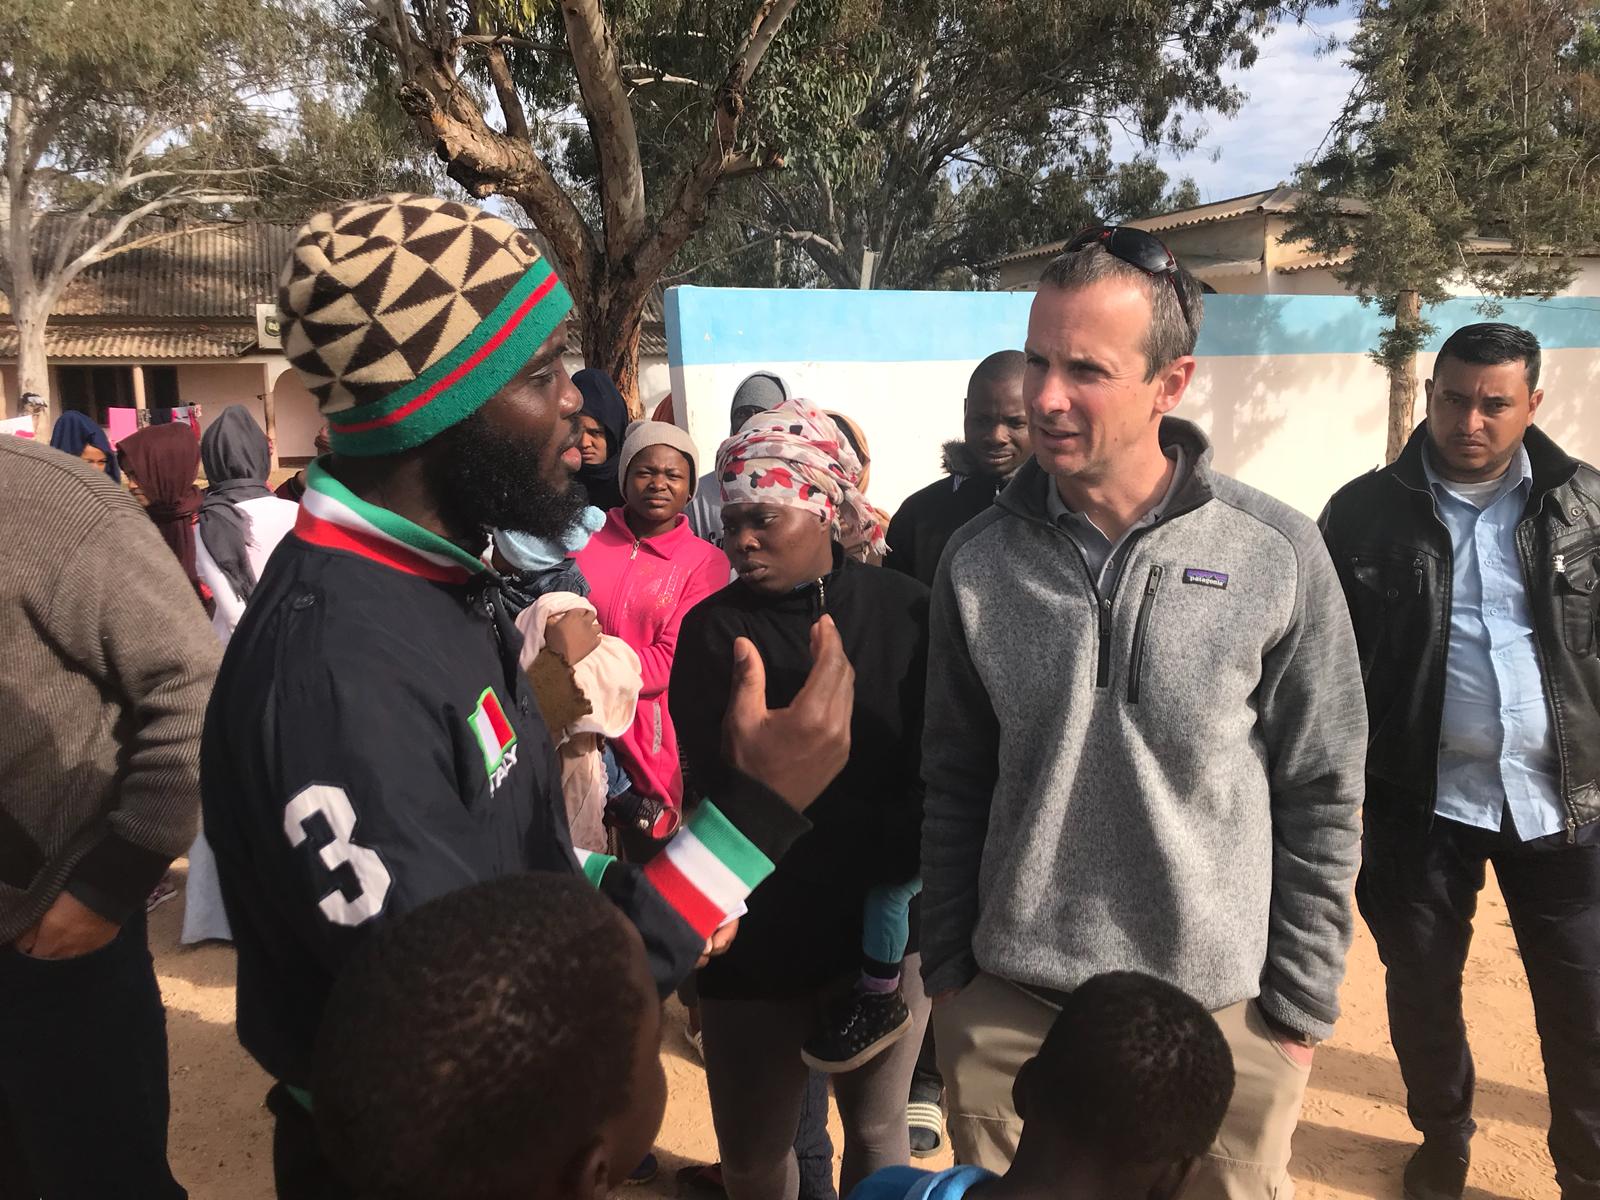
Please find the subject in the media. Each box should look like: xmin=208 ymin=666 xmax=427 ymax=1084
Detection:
xmin=312 ymin=874 xmax=665 ymax=1200
xmin=1013 ymin=971 xmax=1236 ymax=1199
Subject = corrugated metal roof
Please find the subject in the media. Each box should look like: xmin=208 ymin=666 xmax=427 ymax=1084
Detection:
xmin=1276 ymin=251 xmax=1350 ymax=274
xmin=1126 ymin=186 xmax=1372 ymax=233
xmin=0 ymin=217 xmax=297 ymax=319
xmin=0 ymin=322 xmax=259 ymax=359
xmin=2 ymin=214 xmax=668 ymax=354
xmin=1269 ymin=238 xmax=1590 ymax=274
xmin=982 ymin=188 xmax=1372 ymax=269
xmin=1181 ymin=255 xmax=1263 ymax=277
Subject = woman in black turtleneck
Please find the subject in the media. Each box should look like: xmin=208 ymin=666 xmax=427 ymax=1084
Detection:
xmin=670 ymin=399 xmax=929 ymax=1199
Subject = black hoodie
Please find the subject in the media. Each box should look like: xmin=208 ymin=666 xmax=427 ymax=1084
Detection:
xmin=884 ymin=441 xmax=1010 ymax=587
xmin=671 ymin=549 xmax=929 ymax=999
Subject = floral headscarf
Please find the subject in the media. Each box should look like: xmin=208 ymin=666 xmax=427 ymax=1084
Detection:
xmin=715 ymin=398 xmax=890 ymax=556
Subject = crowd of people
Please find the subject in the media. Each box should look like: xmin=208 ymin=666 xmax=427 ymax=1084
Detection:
xmin=0 ymin=192 xmax=1596 ymax=1200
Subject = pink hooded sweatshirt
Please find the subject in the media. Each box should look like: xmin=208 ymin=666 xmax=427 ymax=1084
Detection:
xmin=576 ymin=507 xmax=731 ymax=811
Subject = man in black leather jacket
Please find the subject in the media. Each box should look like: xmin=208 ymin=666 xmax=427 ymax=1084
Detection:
xmin=1320 ymin=322 xmax=1600 ymax=1200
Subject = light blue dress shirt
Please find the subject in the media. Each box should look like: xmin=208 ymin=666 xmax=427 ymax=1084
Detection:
xmin=1424 ymin=444 xmax=1564 ymax=839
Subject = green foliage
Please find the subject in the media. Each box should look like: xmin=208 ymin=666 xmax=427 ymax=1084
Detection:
xmin=414 ymin=0 xmax=1283 ymax=290
xmin=4 ymin=0 xmax=299 ymax=203
xmin=456 ymin=0 xmax=883 ymax=223
xmin=1289 ymin=0 xmax=1600 ymax=368
xmin=669 ymin=0 xmax=1320 ymax=288
xmin=1 ymin=0 xmax=437 ymax=230
xmin=253 ymin=27 xmax=445 ymax=218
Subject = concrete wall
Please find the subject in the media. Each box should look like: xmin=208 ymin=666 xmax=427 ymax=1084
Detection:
xmin=665 ymin=287 xmax=1600 ymax=521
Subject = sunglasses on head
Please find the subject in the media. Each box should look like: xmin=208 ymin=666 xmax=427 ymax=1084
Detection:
xmin=1065 ymin=225 xmax=1193 ymax=332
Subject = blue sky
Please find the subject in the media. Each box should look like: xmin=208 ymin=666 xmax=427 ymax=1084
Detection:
xmin=1141 ymin=2 xmax=1361 ymax=202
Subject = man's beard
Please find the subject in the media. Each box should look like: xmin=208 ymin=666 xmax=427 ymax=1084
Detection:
xmin=424 ymin=408 xmax=588 ymax=545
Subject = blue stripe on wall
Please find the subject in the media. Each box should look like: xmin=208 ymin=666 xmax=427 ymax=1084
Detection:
xmin=665 ymin=286 xmax=1600 ymax=366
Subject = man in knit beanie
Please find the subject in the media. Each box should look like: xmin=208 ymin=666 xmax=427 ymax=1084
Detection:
xmin=200 ymin=195 xmax=855 ymax=1198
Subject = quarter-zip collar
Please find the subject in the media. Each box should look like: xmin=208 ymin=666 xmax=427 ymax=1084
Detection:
xmin=996 ymin=416 xmax=1217 ymax=532
xmin=295 ymin=460 xmax=488 ymax=584
xmin=738 ymin=543 xmax=848 ymax=616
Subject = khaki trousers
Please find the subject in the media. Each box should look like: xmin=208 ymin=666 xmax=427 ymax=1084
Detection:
xmin=933 ymin=973 xmax=1311 ymax=1200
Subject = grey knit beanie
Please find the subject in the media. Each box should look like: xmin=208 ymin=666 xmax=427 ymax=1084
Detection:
xmin=617 ymin=420 xmax=701 ymax=496
xmin=729 ymin=371 xmax=788 ymax=420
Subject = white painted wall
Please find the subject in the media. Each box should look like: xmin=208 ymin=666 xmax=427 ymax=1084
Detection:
xmin=671 ymin=347 xmax=1600 ymax=522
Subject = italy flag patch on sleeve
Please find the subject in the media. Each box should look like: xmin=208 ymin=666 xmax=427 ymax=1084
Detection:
xmin=469 ymin=687 xmax=519 ymax=792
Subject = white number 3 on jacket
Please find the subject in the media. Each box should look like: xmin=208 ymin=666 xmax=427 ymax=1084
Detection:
xmin=283 ymin=784 xmax=394 ymax=926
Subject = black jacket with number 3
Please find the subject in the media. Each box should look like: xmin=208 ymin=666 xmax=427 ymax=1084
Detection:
xmin=201 ymin=525 xmax=807 ymax=1089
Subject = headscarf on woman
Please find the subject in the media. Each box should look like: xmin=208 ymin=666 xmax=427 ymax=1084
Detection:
xmin=823 ymin=410 xmax=882 ymax=564
xmin=118 ymin=422 xmax=203 ymax=584
xmin=572 ymin=368 xmax=628 ymax=511
xmin=49 ymin=410 xmax=121 ymax=482
xmin=715 ymin=398 xmax=891 ymax=558
xmin=198 ymin=406 xmax=274 ymax=602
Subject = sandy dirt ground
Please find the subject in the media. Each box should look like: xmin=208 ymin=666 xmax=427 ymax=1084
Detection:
xmin=156 ymin=861 xmax=1558 ymax=1200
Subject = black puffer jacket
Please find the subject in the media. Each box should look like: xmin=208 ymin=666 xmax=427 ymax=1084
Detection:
xmin=1320 ymin=423 xmax=1600 ymax=835
xmin=672 ymin=548 xmax=929 ymax=999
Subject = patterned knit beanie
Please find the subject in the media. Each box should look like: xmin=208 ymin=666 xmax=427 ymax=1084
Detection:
xmin=279 ymin=194 xmax=573 ymax=457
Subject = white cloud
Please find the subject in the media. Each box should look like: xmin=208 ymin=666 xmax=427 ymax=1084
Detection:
xmin=1137 ymin=5 xmax=1361 ymax=201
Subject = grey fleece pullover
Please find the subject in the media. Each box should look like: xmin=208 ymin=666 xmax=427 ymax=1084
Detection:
xmin=920 ymin=418 xmax=1366 ymax=1039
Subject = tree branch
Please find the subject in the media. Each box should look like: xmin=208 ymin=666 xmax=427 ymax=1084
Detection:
xmin=559 ymin=0 xmax=648 ymax=262
xmin=633 ymin=0 xmax=801 ymax=288
xmin=388 ymin=17 xmax=599 ymax=307
xmin=454 ymin=33 xmax=568 ymax=55
xmin=47 ymin=192 xmax=250 ymax=308
xmin=622 ymin=65 xmax=705 ymax=91
xmin=484 ymin=47 xmax=532 ymax=143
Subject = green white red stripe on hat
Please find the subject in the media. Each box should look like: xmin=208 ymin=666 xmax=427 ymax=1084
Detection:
xmin=294 ymin=459 xmax=486 ymax=583
xmin=577 ymin=801 xmax=773 ymax=939
xmin=325 ymin=257 xmax=572 ymax=457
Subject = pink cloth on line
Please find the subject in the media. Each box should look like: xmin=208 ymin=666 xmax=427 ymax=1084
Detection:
xmin=575 ymin=508 xmax=731 ymax=811
xmin=106 ymin=407 xmax=140 ymax=449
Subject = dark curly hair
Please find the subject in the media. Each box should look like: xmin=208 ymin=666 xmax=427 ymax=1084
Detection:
xmin=1032 ymin=971 xmax=1235 ymax=1163
xmin=311 ymin=874 xmax=646 ymax=1200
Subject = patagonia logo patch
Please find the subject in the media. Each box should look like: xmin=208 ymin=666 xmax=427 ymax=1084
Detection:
xmin=1183 ymin=568 xmax=1229 ymax=589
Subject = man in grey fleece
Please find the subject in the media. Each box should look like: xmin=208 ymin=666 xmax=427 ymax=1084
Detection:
xmin=921 ymin=227 xmax=1367 ymax=1198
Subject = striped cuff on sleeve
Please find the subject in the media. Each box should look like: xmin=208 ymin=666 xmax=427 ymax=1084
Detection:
xmin=641 ymin=801 xmax=775 ymax=939
xmin=575 ymin=849 xmax=615 ymax=889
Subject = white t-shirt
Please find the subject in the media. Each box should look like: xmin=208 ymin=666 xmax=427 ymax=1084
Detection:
xmin=1439 ymin=473 xmax=1508 ymax=510
xmin=194 ymin=495 xmax=300 ymax=643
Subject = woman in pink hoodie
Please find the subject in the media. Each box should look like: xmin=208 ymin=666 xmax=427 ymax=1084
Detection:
xmin=576 ymin=420 xmax=730 ymax=841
